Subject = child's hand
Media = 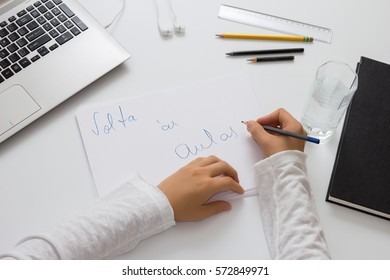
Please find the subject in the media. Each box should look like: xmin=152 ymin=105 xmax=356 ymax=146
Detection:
xmin=158 ymin=155 xmax=244 ymax=221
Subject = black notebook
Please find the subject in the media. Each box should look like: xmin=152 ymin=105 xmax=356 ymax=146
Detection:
xmin=326 ymin=56 xmax=390 ymax=220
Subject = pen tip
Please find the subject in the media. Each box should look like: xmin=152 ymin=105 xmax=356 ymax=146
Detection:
xmin=215 ymin=34 xmax=222 ymax=38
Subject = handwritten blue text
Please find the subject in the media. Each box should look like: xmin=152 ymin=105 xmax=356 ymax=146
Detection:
xmin=92 ymin=106 xmax=138 ymax=136
xmin=157 ymin=120 xmax=179 ymax=131
xmin=174 ymin=126 xmax=238 ymax=159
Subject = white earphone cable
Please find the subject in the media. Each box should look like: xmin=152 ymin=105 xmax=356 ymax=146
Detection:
xmin=153 ymin=0 xmax=172 ymax=36
xmin=104 ymin=0 xmax=127 ymax=30
xmin=153 ymin=0 xmax=184 ymax=36
xmin=167 ymin=0 xmax=178 ymax=27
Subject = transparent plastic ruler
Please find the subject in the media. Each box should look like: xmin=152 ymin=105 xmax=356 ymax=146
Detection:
xmin=218 ymin=4 xmax=333 ymax=43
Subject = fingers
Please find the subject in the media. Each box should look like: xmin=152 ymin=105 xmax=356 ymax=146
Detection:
xmin=185 ymin=155 xmax=244 ymax=197
xmin=210 ymin=176 xmax=244 ymax=195
xmin=208 ymin=159 xmax=239 ymax=183
xmin=186 ymin=154 xmax=220 ymax=167
xmin=248 ymin=108 xmax=306 ymax=142
xmin=257 ymin=108 xmax=304 ymax=134
xmin=199 ymin=156 xmax=244 ymax=194
xmin=256 ymin=108 xmax=286 ymax=127
xmin=245 ymin=120 xmax=269 ymax=147
xmin=187 ymin=155 xmax=240 ymax=183
xmin=160 ymin=155 xmax=244 ymax=222
xmin=244 ymin=108 xmax=306 ymax=157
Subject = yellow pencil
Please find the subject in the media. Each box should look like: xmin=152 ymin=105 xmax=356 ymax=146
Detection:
xmin=216 ymin=34 xmax=313 ymax=42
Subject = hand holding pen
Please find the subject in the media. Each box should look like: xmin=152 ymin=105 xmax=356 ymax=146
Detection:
xmin=243 ymin=108 xmax=313 ymax=158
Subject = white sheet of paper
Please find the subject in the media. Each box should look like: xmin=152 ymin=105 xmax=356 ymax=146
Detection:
xmin=76 ymin=74 xmax=264 ymax=200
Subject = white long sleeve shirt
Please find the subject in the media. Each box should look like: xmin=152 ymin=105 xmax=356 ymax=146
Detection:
xmin=255 ymin=151 xmax=330 ymax=259
xmin=1 ymin=175 xmax=175 ymax=260
xmin=0 ymin=150 xmax=330 ymax=260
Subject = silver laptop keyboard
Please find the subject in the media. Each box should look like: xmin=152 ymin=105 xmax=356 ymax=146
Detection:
xmin=0 ymin=0 xmax=88 ymax=83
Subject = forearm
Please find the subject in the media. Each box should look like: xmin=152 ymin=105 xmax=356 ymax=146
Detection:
xmin=1 ymin=174 xmax=175 ymax=260
xmin=255 ymin=150 xmax=330 ymax=260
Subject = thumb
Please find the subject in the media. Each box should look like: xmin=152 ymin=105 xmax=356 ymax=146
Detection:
xmin=199 ymin=201 xmax=232 ymax=220
xmin=245 ymin=120 xmax=268 ymax=147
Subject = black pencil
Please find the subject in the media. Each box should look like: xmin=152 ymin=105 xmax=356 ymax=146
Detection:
xmin=247 ymin=56 xmax=294 ymax=63
xmin=226 ymin=48 xmax=304 ymax=56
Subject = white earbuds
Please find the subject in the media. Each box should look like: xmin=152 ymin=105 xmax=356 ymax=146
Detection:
xmin=173 ymin=17 xmax=185 ymax=34
xmin=159 ymin=26 xmax=173 ymax=37
xmin=154 ymin=0 xmax=185 ymax=37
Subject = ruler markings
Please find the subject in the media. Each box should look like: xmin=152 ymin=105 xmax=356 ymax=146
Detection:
xmin=218 ymin=4 xmax=333 ymax=43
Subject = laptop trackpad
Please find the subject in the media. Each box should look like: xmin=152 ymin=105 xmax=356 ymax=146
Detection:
xmin=0 ymin=85 xmax=40 ymax=135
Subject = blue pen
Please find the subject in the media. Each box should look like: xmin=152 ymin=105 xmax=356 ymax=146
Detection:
xmin=242 ymin=121 xmax=320 ymax=144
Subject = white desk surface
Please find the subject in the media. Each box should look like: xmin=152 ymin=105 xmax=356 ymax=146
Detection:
xmin=1 ymin=0 xmax=390 ymax=260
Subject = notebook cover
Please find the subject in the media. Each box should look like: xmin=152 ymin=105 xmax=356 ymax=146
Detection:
xmin=326 ymin=56 xmax=390 ymax=220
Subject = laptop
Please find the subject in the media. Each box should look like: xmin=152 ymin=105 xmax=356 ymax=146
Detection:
xmin=0 ymin=0 xmax=130 ymax=143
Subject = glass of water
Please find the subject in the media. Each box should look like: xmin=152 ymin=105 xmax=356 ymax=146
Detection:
xmin=301 ymin=61 xmax=358 ymax=141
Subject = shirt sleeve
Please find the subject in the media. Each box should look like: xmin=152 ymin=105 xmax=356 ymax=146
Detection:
xmin=254 ymin=150 xmax=331 ymax=260
xmin=0 ymin=174 xmax=175 ymax=260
